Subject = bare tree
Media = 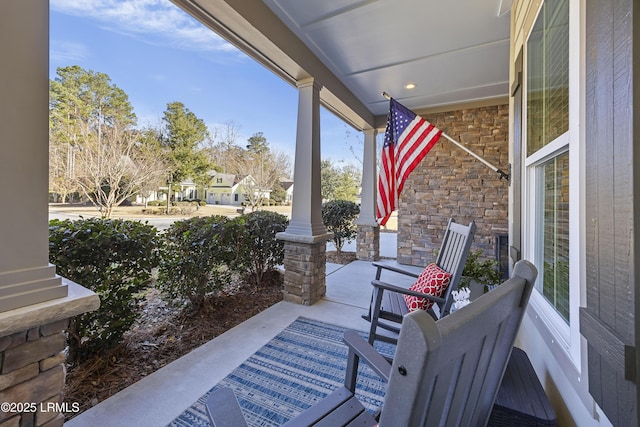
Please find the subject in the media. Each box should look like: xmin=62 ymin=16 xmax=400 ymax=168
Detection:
xmin=49 ymin=141 xmax=80 ymax=203
xmin=49 ymin=66 xmax=143 ymax=214
xmin=238 ymin=148 xmax=291 ymax=210
xmin=74 ymin=128 xmax=166 ymax=218
xmin=344 ymin=124 xmax=364 ymax=166
xmin=206 ymin=121 xmax=242 ymax=171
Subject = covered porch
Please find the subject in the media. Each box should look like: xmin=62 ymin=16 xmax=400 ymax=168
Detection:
xmin=0 ymin=1 xmax=638 ymax=426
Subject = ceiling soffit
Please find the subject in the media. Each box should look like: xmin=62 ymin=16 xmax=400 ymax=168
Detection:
xmin=172 ymin=0 xmax=511 ymax=130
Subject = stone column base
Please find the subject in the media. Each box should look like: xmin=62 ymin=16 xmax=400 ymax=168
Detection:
xmin=277 ymin=232 xmax=332 ymax=305
xmin=0 ymin=279 xmax=99 ymax=427
xmin=356 ymin=224 xmax=380 ymax=261
xmin=0 ymin=320 xmax=69 ymax=427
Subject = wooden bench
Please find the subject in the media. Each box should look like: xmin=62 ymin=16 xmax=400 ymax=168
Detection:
xmin=207 ymin=261 xmax=539 ymax=427
xmin=490 ymin=347 xmax=557 ymax=426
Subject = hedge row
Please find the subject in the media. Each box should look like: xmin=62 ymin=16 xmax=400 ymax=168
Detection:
xmin=49 ymin=211 xmax=288 ymax=364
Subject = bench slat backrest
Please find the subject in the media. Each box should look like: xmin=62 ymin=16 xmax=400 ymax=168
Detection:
xmin=378 ymin=260 xmax=537 ymax=427
xmin=435 ymin=218 xmax=477 ymax=316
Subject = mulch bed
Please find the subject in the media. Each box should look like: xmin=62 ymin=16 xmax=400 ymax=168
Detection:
xmin=64 ymin=252 xmax=354 ymax=421
xmin=326 ymin=251 xmax=357 ymax=264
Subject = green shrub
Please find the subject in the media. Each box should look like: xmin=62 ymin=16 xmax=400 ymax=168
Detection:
xmin=461 ymin=250 xmax=502 ymax=289
xmin=231 ymin=211 xmax=288 ymax=286
xmin=48 ymin=218 xmax=160 ymax=364
xmin=158 ymin=215 xmax=235 ymax=310
xmin=322 ymin=200 xmax=360 ymax=254
xmin=170 ymin=201 xmax=197 ymax=215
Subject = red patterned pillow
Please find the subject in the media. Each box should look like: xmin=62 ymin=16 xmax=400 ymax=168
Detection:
xmin=403 ymin=263 xmax=452 ymax=312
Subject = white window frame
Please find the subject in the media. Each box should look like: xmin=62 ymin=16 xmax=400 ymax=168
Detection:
xmin=522 ymin=0 xmax=584 ymax=368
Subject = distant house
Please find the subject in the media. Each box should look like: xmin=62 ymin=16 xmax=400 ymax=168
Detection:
xmin=204 ymin=172 xmax=270 ymax=206
xmin=175 ymin=178 xmax=198 ymax=200
xmin=205 ymin=172 xmax=240 ymax=205
xmin=133 ymin=178 xmax=199 ymax=204
xmin=280 ymin=179 xmax=294 ymax=204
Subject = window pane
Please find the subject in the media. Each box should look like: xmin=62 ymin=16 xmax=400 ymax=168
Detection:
xmin=540 ymin=152 xmax=570 ymax=322
xmin=527 ymin=0 xmax=569 ymax=156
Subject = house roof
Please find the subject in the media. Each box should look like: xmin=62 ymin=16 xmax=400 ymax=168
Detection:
xmin=280 ymin=180 xmax=294 ymax=191
xmin=206 ymin=172 xmax=257 ymax=188
xmin=172 ymin=0 xmax=511 ymax=130
xmin=207 ymin=172 xmax=237 ymax=188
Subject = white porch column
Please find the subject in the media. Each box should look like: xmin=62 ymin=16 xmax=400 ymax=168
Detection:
xmin=356 ymin=128 xmax=380 ymax=260
xmin=0 ymin=1 xmax=69 ymax=312
xmin=277 ymin=78 xmax=332 ymax=305
xmin=0 ymin=3 xmax=98 ymax=426
xmin=284 ymin=78 xmax=327 ymax=236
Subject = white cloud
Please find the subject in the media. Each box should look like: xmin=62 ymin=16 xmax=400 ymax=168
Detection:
xmin=50 ymin=0 xmax=239 ymax=55
xmin=49 ymin=40 xmax=89 ymax=63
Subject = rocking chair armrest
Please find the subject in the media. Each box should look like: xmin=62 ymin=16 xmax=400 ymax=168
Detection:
xmin=372 ymin=261 xmax=421 ymax=279
xmin=206 ymin=387 xmax=249 ymax=427
xmin=371 ymin=279 xmax=447 ymax=305
xmin=343 ymin=329 xmax=392 ymax=382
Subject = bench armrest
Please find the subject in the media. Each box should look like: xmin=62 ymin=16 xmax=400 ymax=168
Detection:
xmin=371 ymin=279 xmax=446 ymax=305
xmin=343 ymin=329 xmax=392 ymax=391
xmin=206 ymin=387 xmax=249 ymax=427
xmin=372 ymin=261 xmax=422 ymax=279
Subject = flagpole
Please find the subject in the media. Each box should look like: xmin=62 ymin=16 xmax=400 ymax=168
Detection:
xmin=381 ymin=92 xmax=510 ymax=181
xmin=440 ymin=132 xmax=510 ymax=181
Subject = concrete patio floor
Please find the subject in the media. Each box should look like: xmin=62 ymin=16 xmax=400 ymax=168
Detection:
xmin=67 ymin=234 xmax=409 ymax=427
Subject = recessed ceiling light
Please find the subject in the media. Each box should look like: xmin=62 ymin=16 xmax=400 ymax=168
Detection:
xmin=405 ymin=83 xmax=416 ymax=90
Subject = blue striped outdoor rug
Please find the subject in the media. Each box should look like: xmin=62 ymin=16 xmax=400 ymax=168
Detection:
xmin=167 ymin=317 xmax=395 ymax=427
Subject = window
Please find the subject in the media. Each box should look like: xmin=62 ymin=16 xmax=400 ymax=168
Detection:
xmin=525 ymin=0 xmax=571 ymax=323
xmin=527 ymin=0 xmax=569 ymax=157
xmin=540 ymin=152 xmax=570 ymax=322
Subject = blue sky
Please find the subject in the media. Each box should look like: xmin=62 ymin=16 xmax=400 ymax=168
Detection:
xmin=49 ymin=0 xmax=363 ymax=167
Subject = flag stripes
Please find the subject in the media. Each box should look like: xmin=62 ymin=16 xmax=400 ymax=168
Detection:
xmin=376 ymin=99 xmax=442 ymax=226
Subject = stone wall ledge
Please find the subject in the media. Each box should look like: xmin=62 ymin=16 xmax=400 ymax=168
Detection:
xmin=276 ymin=232 xmax=333 ymax=245
xmin=0 ymin=277 xmax=99 ymax=337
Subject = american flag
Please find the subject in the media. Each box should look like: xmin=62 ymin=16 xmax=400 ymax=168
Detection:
xmin=376 ymin=98 xmax=442 ymax=225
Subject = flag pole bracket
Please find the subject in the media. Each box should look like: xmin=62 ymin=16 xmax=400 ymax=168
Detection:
xmin=497 ymin=167 xmax=510 ymax=182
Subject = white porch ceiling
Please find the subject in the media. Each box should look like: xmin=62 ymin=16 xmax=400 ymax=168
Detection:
xmin=172 ymin=0 xmax=512 ymax=128
xmin=263 ymin=0 xmax=511 ymax=116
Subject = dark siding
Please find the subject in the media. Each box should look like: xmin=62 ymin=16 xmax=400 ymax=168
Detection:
xmin=581 ymin=0 xmax=637 ymax=425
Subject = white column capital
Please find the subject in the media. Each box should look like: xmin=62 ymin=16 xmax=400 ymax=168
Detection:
xmin=296 ymin=77 xmax=323 ymax=92
xmin=363 ymin=127 xmax=377 ymax=137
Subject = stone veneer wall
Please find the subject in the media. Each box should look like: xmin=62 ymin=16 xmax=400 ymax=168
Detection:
xmin=356 ymin=225 xmax=380 ymax=261
xmin=281 ymin=241 xmax=327 ymax=305
xmin=0 ymin=319 xmax=69 ymax=427
xmin=397 ymin=104 xmax=509 ymax=267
